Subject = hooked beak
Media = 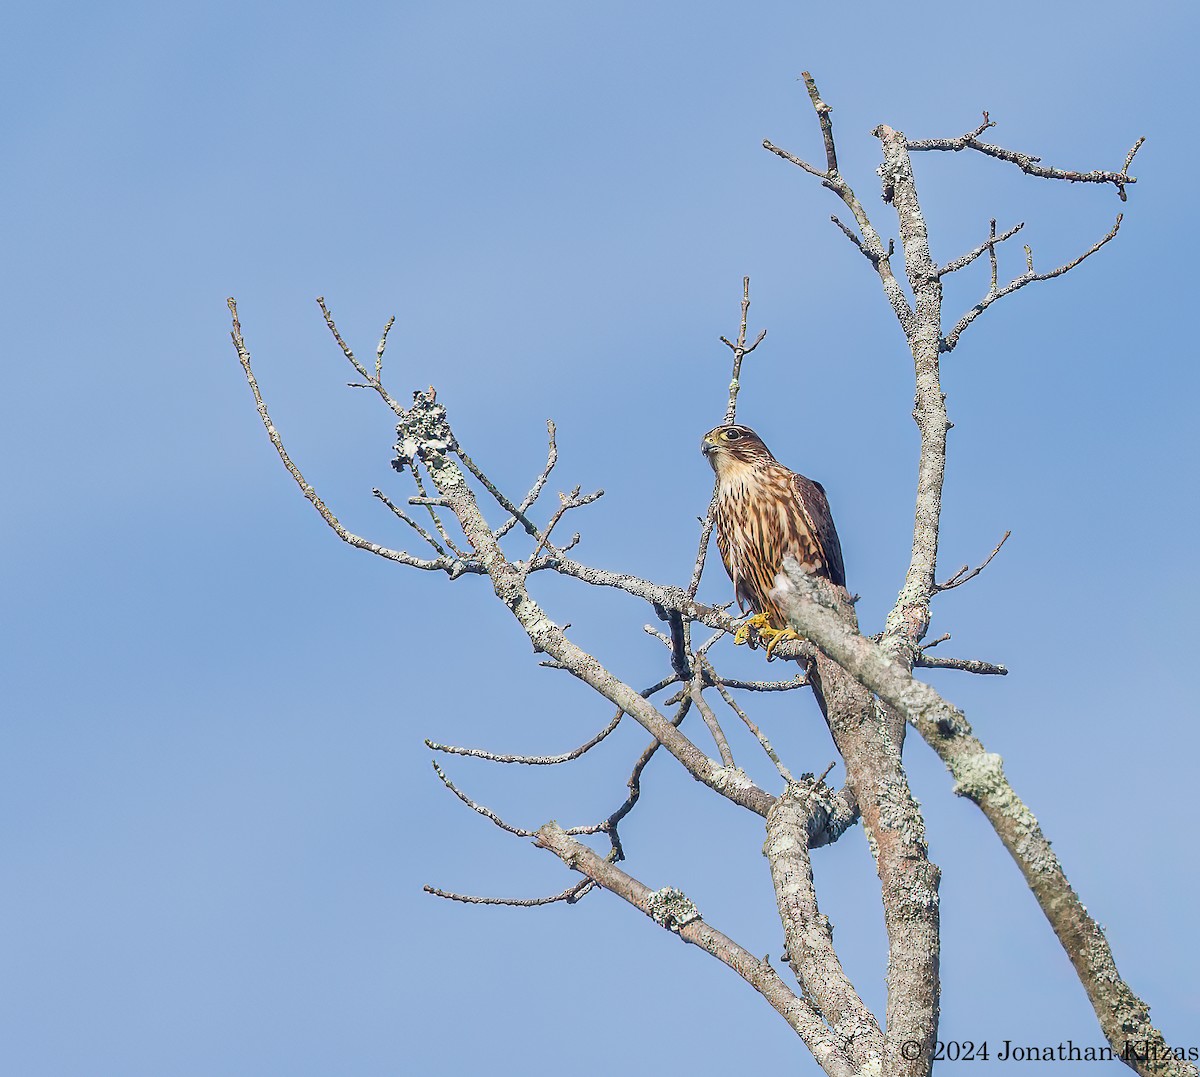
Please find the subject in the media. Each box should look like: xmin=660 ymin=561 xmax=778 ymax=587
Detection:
xmin=700 ymin=433 xmax=719 ymax=457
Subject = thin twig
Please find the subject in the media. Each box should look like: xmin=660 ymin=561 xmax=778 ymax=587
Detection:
xmin=407 ymin=466 xmax=467 ymax=558
xmin=942 ymin=215 xmax=1123 ymax=352
xmin=829 ymin=214 xmax=879 ymax=264
xmin=705 ymin=671 xmax=810 ymax=692
xmin=424 ymin=675 xmax=678 ymax=765
xmin=603 ymin=694 xmax=693 ymax=860
xmin=375 ymin=315 xmax=394 ymax=385
xmin=526 ymin=487 xmax=577 ymax=566
xmin=935 ymin=531 xmax=1012 ymax=592
xmin=688 ymin=489 xmax=720 ymax=599
xmin=423 ymin=879 xmax=596 ymax=906
xmin=496 ymin=420 xmax=558 ymax=539
xmin=316 ymin=296 xmax=368 ymax=380
xmin=372 ymin=487 xmax=449 ymax=556
xmin=455 ymin=444 xmax=544 ymax=541
xmin=937 ymin=219 xmax=1025 ymax=277
xmin=702 ymin=658 xmax=792 ymax=781
xmin=523 ymin=486 xmax=603 ymax=571
xmin=695 ymin=629 xmax=727 ymax=657
xmin=765 ymin=78 xmax=915 ymax=331
xmin=913 ymin=654 xmax=1008 ymax=676
xmin=316 ymin=297 xmax=404 ymax=415
xmin=689 ymin=669 xmax=736 ymax=768
xmin=719 ymin=276 xmax=767 ymax=425
xmin=226 ymin=300 xmax=474 ymax=578
xmin=431 ymin=761 xmax=534 ymax=837
xmin=429 ymin=711 xmax=623 ymax=767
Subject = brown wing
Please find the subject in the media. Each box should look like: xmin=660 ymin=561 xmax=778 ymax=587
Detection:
xmin=791 ymin=473 xmax=846 ymax=588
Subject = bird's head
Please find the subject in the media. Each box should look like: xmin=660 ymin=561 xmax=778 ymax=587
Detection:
xmin=700 ymin=424 xmax=774 ymax=475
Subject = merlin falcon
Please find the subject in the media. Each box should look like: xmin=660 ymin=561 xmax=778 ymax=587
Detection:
xmin=701 ymin=424 xmax=846 ymax=655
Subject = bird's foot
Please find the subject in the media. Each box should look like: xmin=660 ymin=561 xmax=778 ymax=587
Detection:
xmin=733 ymin=612 xmax=773 ymax=648
xmin=762 ymin=626 xmax=799 ymax=661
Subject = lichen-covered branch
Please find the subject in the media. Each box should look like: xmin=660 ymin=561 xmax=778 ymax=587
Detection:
xmin=227 ymin=299 xmax=479 ymax=578
xmin=912 ymin=654 xmax=1007 ymax=676
xmin=534 ymin=822 xmax=861 ymax=1077
xmin=798 ymin=582 xmax=941 ymax=1077
xmin=907 ymin=114 xmax=1144 ymax=201
xmin=765 ymin=73 xmax=914 ymax=333
xmin=772 ymin=562 xmax=1196 ymax=1077
xmin=937 ymin=219 xmax=1025 ymax=277
xmin=391 ymin=389 xmax=778 ymax=820
xmin=765 ymin=779 xmax=883 ymax=1069
xmin=229 ymin=69 xmax=1168 ymax=1077
xmin=871 ymin=124 xmax=947 ymax=665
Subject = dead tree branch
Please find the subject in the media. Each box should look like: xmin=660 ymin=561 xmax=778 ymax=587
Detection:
xmin=719 ymin=275 xmax=767 ymax=425
xmin=228 ymin=67 xmax=1180 ymax=1077
xmin=942 ymin=215 xmax=1124 ymax=353
xmin=765 ymin=779 xmax=884 ymax=1069
xmin=317 ymin=297 xmax=405 ymax=415
xmin=227 ymin=300 xmax=478 ymax=579
xmin=534 ymin=823 xmax=860 ymax=1077
xmin=423 ymin=879 xmax=595 ymax=907
xmin=423 ymin=675 xmax=677 ymax=765
xmin=495 ymin=420 xmax=559 ymax=540
xmin=935 ymin=530 xmax=1011 ymax=592
xmin=390 ymin=389 xmax=778 ymax=818
xmin=765 ymin=89 xmax=914 ymax=334
xmin=907 ymin=113 xmax=1144 ymax=201
xmin=799 ymin=580 xmax=941 ymax=1077
xmin=912 ymin=654 xmax=1007 ymax=676
xmin=772 ymin=562 xmax=1194 ymax=1077
xmin=937 ymin=219 xmax=1025 ymax=278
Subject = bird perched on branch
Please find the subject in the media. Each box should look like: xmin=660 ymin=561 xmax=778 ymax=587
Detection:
xmin=701 ymin=424 xmax=846 ymax=657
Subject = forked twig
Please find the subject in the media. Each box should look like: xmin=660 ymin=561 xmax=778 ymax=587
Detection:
xmin=935 ymin=530 xmax=1011 ymax=592
xmin=719 ymin=276 xmax=767 ymax=425
xmin=908 ymin=114 xmax=1145 ymax=201
xmin=496 ymin=420 xmax=559 ymax=539
xmin=226 ymin=299 xmax=476 ymax=578
xmin=942 ymin=217 xmax=1123 ymax=352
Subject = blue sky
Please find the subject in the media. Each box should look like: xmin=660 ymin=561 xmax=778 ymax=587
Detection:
xmin=3 ymin=2 xmax=1196 ymax=1074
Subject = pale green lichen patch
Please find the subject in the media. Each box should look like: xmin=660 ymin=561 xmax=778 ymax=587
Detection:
xmin=710 ymin=764 xmax=754 ymax=796
xmin=876 ymin=775 xmax=928 ymax=850
xmin=393 ymin=394 xmax=467 ymax=490
xmin=951 ymin=750 xmax=1006 ymax=800
xmin=645 ymin=886 xmax=701 ymax=931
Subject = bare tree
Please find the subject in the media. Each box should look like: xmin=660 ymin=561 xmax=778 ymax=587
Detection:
xmin=226 ymin=75 xmax=1190 ymax=1077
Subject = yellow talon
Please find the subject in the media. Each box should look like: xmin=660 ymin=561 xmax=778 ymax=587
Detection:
xmin=732 ymin=614 xmax=799 ymax=659
xmin=733 ymin=612 xmax=773 ymax=647
xmin=762 ymin=626 xmax=799 ymax=661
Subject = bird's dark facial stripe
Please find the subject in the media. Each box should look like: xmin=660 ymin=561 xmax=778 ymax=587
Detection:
xmin=701 ymin=424 xmax=775 ymax=468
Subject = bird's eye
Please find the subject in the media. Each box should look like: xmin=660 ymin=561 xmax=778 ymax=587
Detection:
xmin=725 ymin=429 xmax=742 ymax=441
